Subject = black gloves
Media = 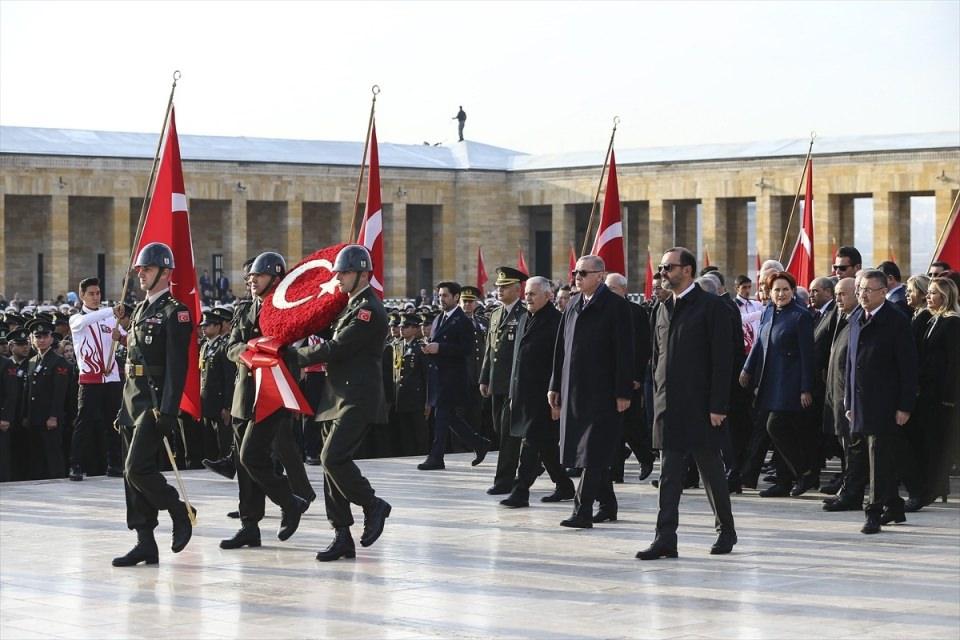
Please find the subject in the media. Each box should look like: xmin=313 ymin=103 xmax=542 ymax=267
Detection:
xmin=155 ymin=412 xmax=178 ymax=439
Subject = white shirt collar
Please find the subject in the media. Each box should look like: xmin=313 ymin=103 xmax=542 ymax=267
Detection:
xmin=675 ymin=281 xmax=697 ymax=300
xmin=502 ymin=299 xmax=519 ymax=314
xmin=865 ymin=302 xmax=885 ymax=318
xmin=147 ymin=287 xmax=170 ymax=305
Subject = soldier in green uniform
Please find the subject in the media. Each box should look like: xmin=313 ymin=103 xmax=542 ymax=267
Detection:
xmin=1 ymin=328 xmax=32 ymax=481
xmin=111 ymin=242 xmax=195 ymax=567
xmin=479 ymin=267 xmax=528 ymax=495
xmin=394 ymin=313 xmax=430 ymax=456
xmin=23 ymin=319 xmax=69 ymax=479
xmin=286 ymin=244 xmax=392 ymax=562
xmin=199 ymin=309 xmax=236 ymax=462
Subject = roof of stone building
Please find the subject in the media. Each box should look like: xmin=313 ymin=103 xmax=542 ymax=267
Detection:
xmin=1 ymin=126 xmax=957 ymax=171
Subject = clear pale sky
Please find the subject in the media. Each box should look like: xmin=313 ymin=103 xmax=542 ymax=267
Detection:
xmin=2 ymin=0 xmax=957 ymax=154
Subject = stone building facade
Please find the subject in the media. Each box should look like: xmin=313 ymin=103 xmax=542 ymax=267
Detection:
xmin=1 ymin=127 xmax=957 ymax=301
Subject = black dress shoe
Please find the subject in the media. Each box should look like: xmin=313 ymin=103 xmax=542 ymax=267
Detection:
xmin=904 ymin=497 xmax=925 ymax=513
xmin=880 ymin=508 xmax=906 ymax=525
xmin=170 ymin=503 xmax=194 ymax=553
xmin=790 ymin=473 xmax=819 ymax=497
xmin=106 ymin=466 xmax=124 ymax=478
xmin=823 ymin=498 xmax=862 ymax=512
xmin=278 ymin=495 xmax=309 ymax=541
xmin=541 ymin=484 xmax=576 ymax=502
xmin=113 ymin=530 xmax=159 ymax=567
xmin=639 ymin=460 xmax=654 ymax=482
xmin=220 ymin=526 xmax=262 ymax=549
xmin=486 ymin=484 xmax=512 ymax=495
xmin=635 ymin=544 xmax=678 ymax=560
xmin=305 ymin=456 xmax=321 ymax=466
xmin=710 ymin=531 xmax=738 ymax=555
xmin=819 ymin=478 xmax=842 ymax=495
xmin=861 ymin=513 xmax=882 ymax=534
xmin=417 ymin=459 xmax=445 ymax=471
xmin=472 ymin=439 xmax=491 ymax=466
xmin=316 ymin=528 xmax=356 ymax=561
xmin=202 ymin=456 xmax=236 ymax=480
xmin=227 ymin=510 xmax=240 ymax=519
xmin=500 ymin=495 xmax=529 ymax=508
xmin=360 ymin=497 xmax=392 ymax=547
xmin=559 ymin=516 xmax=593 ymax=529
xmin=592 ymin=509 xmax=617 ymax=523
xmin=759 ymin=483 xmax=792 ymax=498
xmin=727 ymin=478 xmax=743 ymax=495
xmin=651 ymin=479 xmax=659 ymax=488
xmin=69 ymin=466 xmax=84 ymax=481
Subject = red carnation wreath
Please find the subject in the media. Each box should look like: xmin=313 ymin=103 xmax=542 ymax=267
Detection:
xmin=260 ymin=243 xmax=349 ymax=343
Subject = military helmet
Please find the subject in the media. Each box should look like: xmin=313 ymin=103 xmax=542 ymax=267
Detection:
xmin=250 ymin=251 xmax=286 ymax=277
xmin=332 ymin=244 xmax=373 ymax=273
xmin=134 ymin=242 xmax=175 ymax=269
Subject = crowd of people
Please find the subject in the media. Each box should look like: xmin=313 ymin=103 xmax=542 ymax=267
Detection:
xmin=1 ymin=246 xmax=957 ymax=556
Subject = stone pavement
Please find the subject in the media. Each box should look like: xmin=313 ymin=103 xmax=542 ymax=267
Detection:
xmin=1 ymin=454 xmax=958 ymax=639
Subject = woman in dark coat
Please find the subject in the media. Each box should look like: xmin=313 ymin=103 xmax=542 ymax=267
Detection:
xmin=740 ymin=272 xmax=817 ymax=497
xmin=906 ymin=275 xmax=933 ymax=351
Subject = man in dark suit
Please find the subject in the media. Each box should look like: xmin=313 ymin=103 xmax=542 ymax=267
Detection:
xmin=479 ymin=267 xmax=528 ymax=495
xmin=549 ymin=255 xmax=634 ymax=528
xmin=845 ymin=269 xmax=918 ymax=534
xmin=809 ymin=277 xmax=839 ymax=489
xmin=111 ymin=243 xmax=194 ymax=567
xmin=23 ymin=319 xmax=69 ymax=479
xmin=877 ymin=261 xmax=911 ymax=317
xmin=418 ymin=281 xmax=491 ymax=470
xmin=1 ymin=329 xmax=32 ymax=481
xmin=637 ymin=247 xmax=736 ymax=560
xmin=500 ymin=276 xmax=575 ymax=508
xmin=287 ymin=245 xmax=393 ymax=561
xmin=460 ymin=286 xmax=489 ymax=445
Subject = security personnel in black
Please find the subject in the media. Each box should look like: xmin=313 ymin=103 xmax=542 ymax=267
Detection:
xmin=286 ymin=244 xmax=392 ymax=561
xmin=479 ymin=267 xmax=528 ymax=495
xmin=460 ymin=286 xmax=490 ymax=442
xmin=111 ymin=242 xmax=194 ymax=567
xmin=1 ymin=329 xmax=32 ymax=481
xmin=199 ymin=309 xmax=236 ymax=461
xmin=221 ymin=251 xmax=314 ymax=550
xmin=23 ymin=319 xmax=69 ymax=479
xmin=394 ymin=313 xmax=430 ymax=456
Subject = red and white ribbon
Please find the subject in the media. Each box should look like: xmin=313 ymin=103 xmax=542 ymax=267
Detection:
xmin=239 ymin=337 xmax=313 ymax=423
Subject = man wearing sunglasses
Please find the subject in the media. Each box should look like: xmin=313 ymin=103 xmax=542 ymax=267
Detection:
xmin=832 ymin=246 xmax=863 ymax=279
xmin=637 ymin=247 xmax=737 ymax=560
xmin=549 ymin=255 xmax=635 ymax=529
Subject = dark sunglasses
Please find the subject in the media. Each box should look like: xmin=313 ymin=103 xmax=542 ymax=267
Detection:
xmin=832 ymin=264 xmax=853 ymax=271
xmin=570 ymin=269 xmax=602 ymax=278
xmin=657 ymin=263 xmax=684 ymax=273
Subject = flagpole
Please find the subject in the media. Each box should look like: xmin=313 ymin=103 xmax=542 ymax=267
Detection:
xmin=929 ymin=190 xmax=960 ymax=270
xmin=349 ymin=84 xmax=380 ymax=242
xmin=581 ymin=116 xmax=620 ymax=256
xmin=777 ymin=131 xmax=816 ymax=264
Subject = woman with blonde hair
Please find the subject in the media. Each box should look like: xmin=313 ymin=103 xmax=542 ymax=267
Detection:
xmin=909 ymin=277 xmax=960 ymax=510
xmin=906 ymin=275 xmax=932 ymax=349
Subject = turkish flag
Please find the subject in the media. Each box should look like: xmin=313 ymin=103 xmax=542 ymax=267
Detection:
xmin=644 ymin=249 xmax=654 ymax=299
xmin=517 ymin=247 xmax=529 ymax=276
xmin=591 ymin=149 xmax=625 ymax=275
xmin=357 ymin=123 xmax=384 ymax=298
xmin=477 ymin=246 xmax=488 ymax=292
xmin=703 ymin=246 xmax=712 ymax=268
xmin=934 ymin=204 xmax=960 ymax=268
xmin=134 ymin=107 xmax=201 ymax=420
xmin=568 ymin=243 xmax=577 ymax=285
xmin=786 ymin=157 xmax=815 ymax=289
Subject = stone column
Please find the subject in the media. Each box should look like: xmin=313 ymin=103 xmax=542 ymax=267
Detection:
xmin=110 ymin=197 xmax=131 ymax=300
xmin=700 ymin=197 xmax=725 ymax=272
xmin=388 ymin=201 xmax=407 ymax=298
xmin=935 ymin=188 xmax=958 ymax=244
xmin=228 ymin=194 xmax=248 ymax=287
xmin=286 ymin=198 xmax=303 ymax=264
xmin=648 ymin=199 xmax=674 ymax=262
xmin=755 ymin=194 xmax=783 ymax=264
xmin=873 ymin=191 xmax=911 ymax=274
xmin=437 ymin=203 xmax=456 ymax=283
xmin=674 ymin=201 xmax=699 ymax=250
xmin=51 ymin=195 xmax=69 ymax=301
xmin=552 ymin=201 xmax=574 ymax=281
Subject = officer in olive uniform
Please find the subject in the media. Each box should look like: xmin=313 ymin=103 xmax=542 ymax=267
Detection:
xmin=460 ymin=286 xmax=490 ymax=441
xmin=394 ymin=313 xmax=430 ymax=456
xmin=1 ymin=329 xmax=32 ymax=481
xmin=111 ymin=242 xmax=195 ymax=567
xmin=199 ymin=309 xmax=236 ymax=461
xmin=221 ymin=251 xmax=314 ymax=551
xmin=286 ymin=244 xmax=392 ymax=562
xmin=23 ymin=319 xmax=70 ymax=479
xmin=479 ymin=267 xmax=528 ymax=494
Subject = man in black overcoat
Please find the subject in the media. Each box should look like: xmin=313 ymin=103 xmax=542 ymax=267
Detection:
xmin=549 ymin=256 xmax=634 ymax=528
xmin=500 ymin=276 xmax=575 ymax=508
xmin=637 ymin=247 xmax=737 ymax=560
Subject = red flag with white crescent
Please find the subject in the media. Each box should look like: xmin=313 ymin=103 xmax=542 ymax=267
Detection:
xmin=568 ymin=243 xmax=577 ymax=284
xmin=477 ymin=246 xmax=488 ymax=292
xmin=517 ymin=247 xmax=529 ymax=276
xmin=933 ymin=204 xmax=960 ymax=268
xmin=644 ymin=249 xmax=654 ymax=299
xmin=357 ymin=123 xmax=384 ymax=298
xmin=134 ymin=106 xmax=201 ymax=419
xmin=786 ymin=157 xmax=815 ymax=288
xmin=591 ymin=149 xmax=625 ymax=275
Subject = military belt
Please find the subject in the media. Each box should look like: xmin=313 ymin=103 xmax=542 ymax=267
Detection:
xmin=125 ymin=364 xmax=165 ymax=377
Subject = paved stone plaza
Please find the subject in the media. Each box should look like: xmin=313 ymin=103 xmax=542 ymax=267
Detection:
xmin=1 ymin=453 xmax=958 ymax=639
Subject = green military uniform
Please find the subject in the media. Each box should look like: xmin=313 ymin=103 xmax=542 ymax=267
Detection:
xmin=479 ymin=268 xmax=528 ymax=492
xmin=288 ymin=285 xmax=389 ymax=530
xmin=199 ymin=309 xmax=236 ymax=459
xmin=394 ymin=314 xmax=430 ymax=456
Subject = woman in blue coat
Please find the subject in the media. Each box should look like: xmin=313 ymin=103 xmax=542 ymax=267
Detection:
xmin=740 ymin=271 xmax=817 ymax=497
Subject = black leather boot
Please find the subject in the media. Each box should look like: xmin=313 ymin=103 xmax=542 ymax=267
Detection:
xmin=170 ymin=502 xmax=194 ymax=553
xmin=112 ymin=529 xmax=159 ymax=567
xmin=220 ymin=525 xmax=262 ymax=549
xmin=202 ymin=456 xmax=236 ymax=480
xmin=278 ymin=495 xmax=309 ymax=541
xmin=316 ymin=527 xmax=356 ymax=561
xmin=360 ymin=498 xmax=392 ymax=547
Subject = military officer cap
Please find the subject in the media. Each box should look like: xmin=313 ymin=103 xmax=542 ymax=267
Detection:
xmin=494 ymin=267 xmax=528 ymax=287
xmin=332 ymin=244 xmax=373 ymax=273
xmin=419 ymin=312 xmax=434 ymax=326
xmin=402 ymin=313 xmax=420 ymax=327
xmin=199 ymin=310 xmax=222 ymax=327
xmin=135 ymin=242 xmax=176 ymax=269
xmin=4 ymin=312 xmax=25 ymax=328
xmin=212 ymin=308 xmax=233 ymax=324
xmin=6 ymin=328 xmax=29 ymax=345
xmin=250 ymin=251 xmax=286 ymax=277
xmin=53 ymin=313 xmax=69 ymax=327
xmin=460 ymin=286 xmax=482 ymax=302
xmin=25 ymin=318 xmax=55 ymax=335
xmin=389 ymin=312 xmax=402 ymax=327
xmin=0 ymin=328 xmax=6 ymax=344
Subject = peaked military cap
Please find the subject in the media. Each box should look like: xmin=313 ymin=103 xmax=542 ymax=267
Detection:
xmin=25 ymin=318 xmax=55 ymax=335
xmin=6 ymin=328 xmax=29 ymax=344
xmin=460 ymin=286 xmax=482 ymax=302
xmin=494 ymin=267 xmax=528 ymax=287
